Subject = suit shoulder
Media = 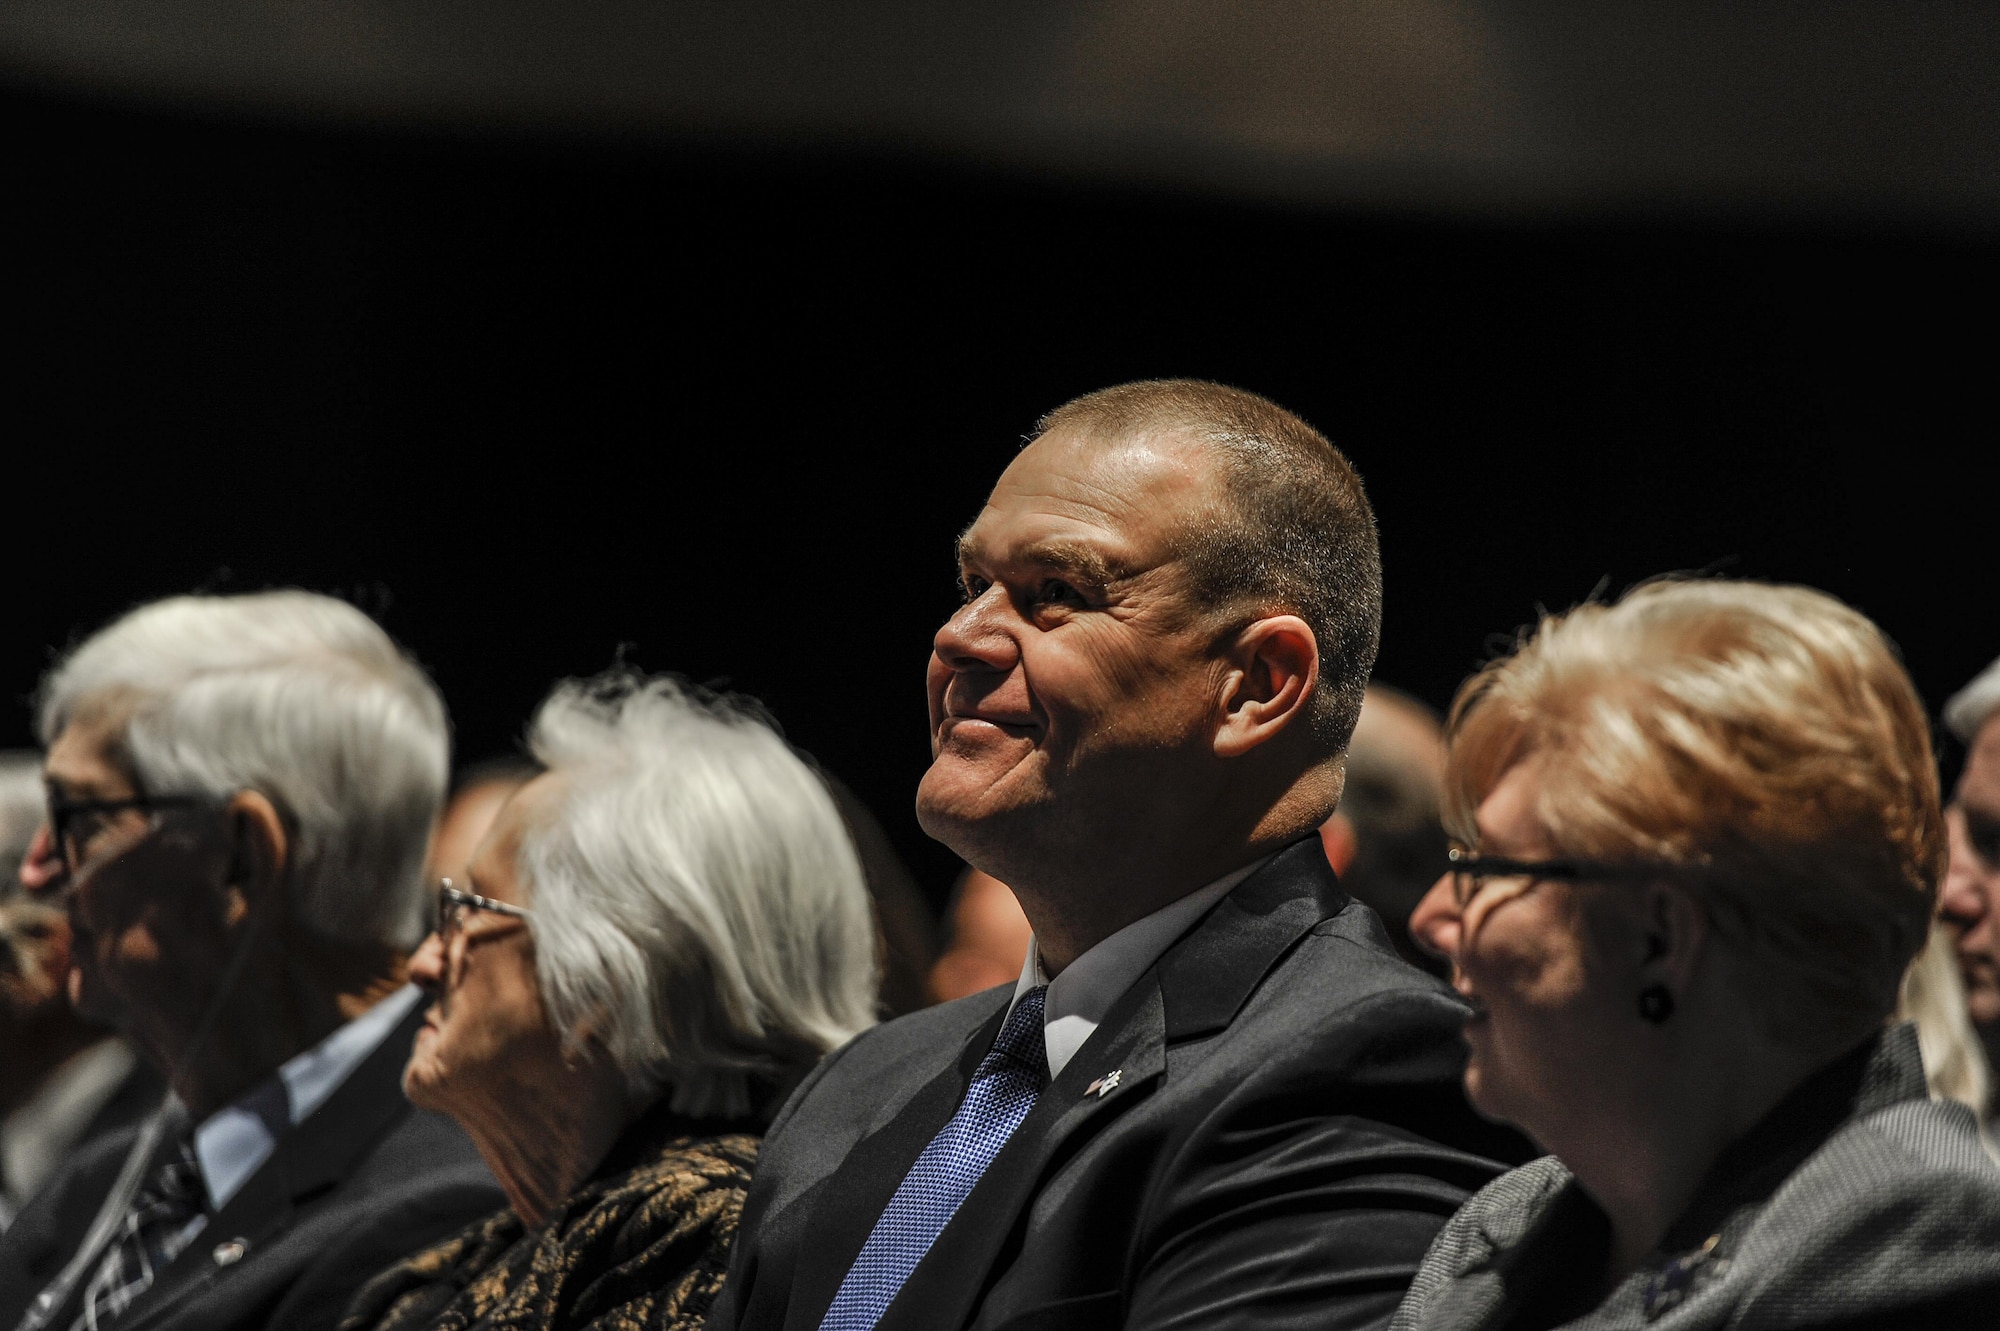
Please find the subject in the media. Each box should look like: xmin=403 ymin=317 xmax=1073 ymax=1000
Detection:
xmin=340 ymin=1103 xmax=502 ymax=1207
xmin=755 ymin=989 xmax=1007 ymax=1175
xmin=268 ymin=1110 xmax=503 ymax=1331
xmin=1391 ymin=1158 xmax=1571 ymax=1331
xmin=816 ymin=987 xmax=1009 ymax=1075
xmin=1183 ymin=923 xmax=1530 ymax=1164
xmin=1227 ymin=919 xmax=1471 ymax=1063
xmin=1312 ymin=901 xmax=1460 ymax=998
xmin=1729 ymin=1098 xmax=2000 ymax=1316
xmin=870 ymin=985 xmax=1013 ymax=1040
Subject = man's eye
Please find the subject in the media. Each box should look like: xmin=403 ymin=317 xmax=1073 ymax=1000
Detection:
xmin=1968 ymin=813 xmax=2000 ymax=866
xmin=1033 ymin=581 xmax=1085 ymax=609
xmin=959 ymin=575 xmax=991 ymax=602
xmin=66 ymin=812 xmax=112 ymax=857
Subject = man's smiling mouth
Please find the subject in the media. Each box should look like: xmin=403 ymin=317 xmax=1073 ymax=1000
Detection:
xmin=941 ymin=709 xmax=1038 ymax=734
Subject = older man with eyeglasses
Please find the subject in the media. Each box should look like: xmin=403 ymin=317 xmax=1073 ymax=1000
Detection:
xmin=1940 ymin=655 xmax=2000 ymax=1102
xmin=0 ymin=591 xmax=501 ymax=1331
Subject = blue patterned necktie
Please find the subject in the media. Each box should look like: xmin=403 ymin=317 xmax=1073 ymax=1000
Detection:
xmin=818 ymin=985 xmax=1049 ymax=1331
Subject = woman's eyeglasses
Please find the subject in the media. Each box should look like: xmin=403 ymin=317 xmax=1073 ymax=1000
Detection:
xmin=435 ymin=879 xmax=532 ymax=944
xmin=1443 ymin=847 xmax=1663 ymax=909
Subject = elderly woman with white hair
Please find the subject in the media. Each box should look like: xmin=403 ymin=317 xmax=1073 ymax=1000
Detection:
xmin=1392 ymin=580 xmax=2000 ymax=1331
xmin=339 ymin=671 xmax=878 ymax=1331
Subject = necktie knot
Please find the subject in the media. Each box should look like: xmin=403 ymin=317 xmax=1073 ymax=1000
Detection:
xmin=985 ymin=985 xmax=1048 ymax=1077
xmin=134 ymin=1139 xmax=203 ymax=1220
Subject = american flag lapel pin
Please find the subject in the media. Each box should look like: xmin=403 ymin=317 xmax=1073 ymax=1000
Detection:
xmin=1085 ymin=1068 xmax=1123 ymax=1099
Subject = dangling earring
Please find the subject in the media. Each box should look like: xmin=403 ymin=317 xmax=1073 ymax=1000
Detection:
xmin=1638 ymin=985 xmax=1675 ymax=1024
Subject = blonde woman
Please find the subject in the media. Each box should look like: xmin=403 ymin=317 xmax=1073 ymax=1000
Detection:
xmin=1394 ymin=580 xmax=2000 ymax=1331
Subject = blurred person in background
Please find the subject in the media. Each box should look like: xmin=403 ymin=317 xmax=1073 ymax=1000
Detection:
xmin=1940 ymin=655 xmax=2000 ymax=1084
xmin=924 ymin=867 xmax=1032 ymax=1003
xmin=425 ymin=757 xmax=542 ymax=890
xmin=340 ymin=671 xmax=878 ymax=1331
xmin=0 ymin=753 xmax=161 ymax=1230
xmin=723 ymin=380 xmax=1512 ymax=1331
xmin=0 ymin=592 xmax=502 ymax=1331
xmin=1896 ymin=921 xmax=1994 ymax=1147
xmin=1397 ymin=581 xmax=2000 ymax=1331
xmin=926 ymin=683 xmax=1450 ymax=1001
xmin=821 ymin=778 xmax=936 ymax=1018
xmin=1320 ymin=684 xmax=1450 ymax=976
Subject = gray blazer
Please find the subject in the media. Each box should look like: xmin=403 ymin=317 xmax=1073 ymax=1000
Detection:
xmin=718 ymin=837 xmax=1526 ymax=1331
xmin=1391 ymin=1024 xmax=2000 ymax=1331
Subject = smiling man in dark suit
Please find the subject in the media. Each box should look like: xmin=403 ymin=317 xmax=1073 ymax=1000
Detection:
xmin=719 ymin=380 xmax=1517 ymax=1331
xmin=0 ymin=591 xmax=501 ymax=1331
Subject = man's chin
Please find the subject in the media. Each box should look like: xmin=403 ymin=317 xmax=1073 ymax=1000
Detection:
xmin=401 ymin=1054 xmax=442 ymax=1110
xmin=918 ymin=778 xmax=1036 ymax=861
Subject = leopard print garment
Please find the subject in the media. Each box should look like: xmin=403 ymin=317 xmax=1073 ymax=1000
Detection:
xmin=339 ymin=1126 xmax=758 ymax=1331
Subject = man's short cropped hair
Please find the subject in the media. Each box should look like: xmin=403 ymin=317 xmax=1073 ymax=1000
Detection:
xmin=1036 ymin=380 xmax=1382 ymax=753
xmin=519 ymin=670 xmax=879 ymax=1117
xmin=1442 ymin=578 xmax=1945 ymax=1047
xmin=37 ymin=591 xmax=449 ymax=949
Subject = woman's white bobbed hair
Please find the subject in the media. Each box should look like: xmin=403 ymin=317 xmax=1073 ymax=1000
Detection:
xmin=37 ymin=590 xmax=449 ymax=950
xmin=519 ymin=670 xmax=878 ymax=1119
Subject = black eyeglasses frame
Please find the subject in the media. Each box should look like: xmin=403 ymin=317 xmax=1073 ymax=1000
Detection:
xmin=1443 ymin=846 xmax=1672 ymax=908
xmin=46 ymin=794 xmax=207 ymax=875
xmin=434 ymin=879 xmax=532 ymax=943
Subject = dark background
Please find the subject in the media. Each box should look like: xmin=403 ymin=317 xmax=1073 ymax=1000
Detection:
xmin=7 ymin=82 xmax=1993 ymax=902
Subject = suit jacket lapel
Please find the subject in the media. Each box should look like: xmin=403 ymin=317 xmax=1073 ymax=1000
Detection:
xmin=877 ymin=977 xmax=1168 ymax=1331
xmin=778 ymin=997 xmax=1012 ymax=1331
xmin=879 ymin=837 xmax=1340 ymax=1331
xmin=1157 ymin=836 xmax=1344 ymax=1041
xmin=118 ymin=1004 xmax=425 ymax=1331
xmin=16 ymin=1114 xmax=185 ymax=1331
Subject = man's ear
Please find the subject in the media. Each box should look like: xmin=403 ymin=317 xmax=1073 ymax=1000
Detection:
xmin=1214 ymin=614 xmax=1319 ymax=759
xmin=222 ymin=791 xmax=290 ymax=926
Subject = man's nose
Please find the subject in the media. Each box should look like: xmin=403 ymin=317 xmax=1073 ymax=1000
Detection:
xmin=19 ymin=823 xmax=65 ymax=899
xmin=408 ymin=932 xmax=448 ymax=994
xmin=932 ymin=589 xmax=1021 ymax=673
xmin=1940 ymin=857 xmax=1991 ymax=933
xmin=1940 ymin=806 xmax=1991 ymax=933
xmin=1408 ymin=874 xmax=1463 ymax=963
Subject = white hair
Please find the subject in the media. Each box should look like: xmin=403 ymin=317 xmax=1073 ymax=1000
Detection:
xmin=37 ymin=591 xmax=448 ymax=949
xmin=0 ymin=751 xmax=46 ymax=875
xmin=1945 ymin=655 xmax=2000 ymax=743
xmin=1898 ymin=919 xmax=1998 ymax=1161
xmin=518 ymin=671 xmax=878 ymax=1119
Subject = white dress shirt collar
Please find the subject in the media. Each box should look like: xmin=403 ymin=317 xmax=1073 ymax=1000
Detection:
xmin=192 ymin=983 xmax=421 ymax=1213
xmin=1009 ymin=854 xmax=1274 ymax=1079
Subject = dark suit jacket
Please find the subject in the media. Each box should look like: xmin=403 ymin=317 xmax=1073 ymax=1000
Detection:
xmin=77 ymin=1050 xmax=168 ymax=1151
xmin=720 ymin=838 xmax=1521 ymax=1331
xmin=0 ymin=1004 xmax=503 ymax=1331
